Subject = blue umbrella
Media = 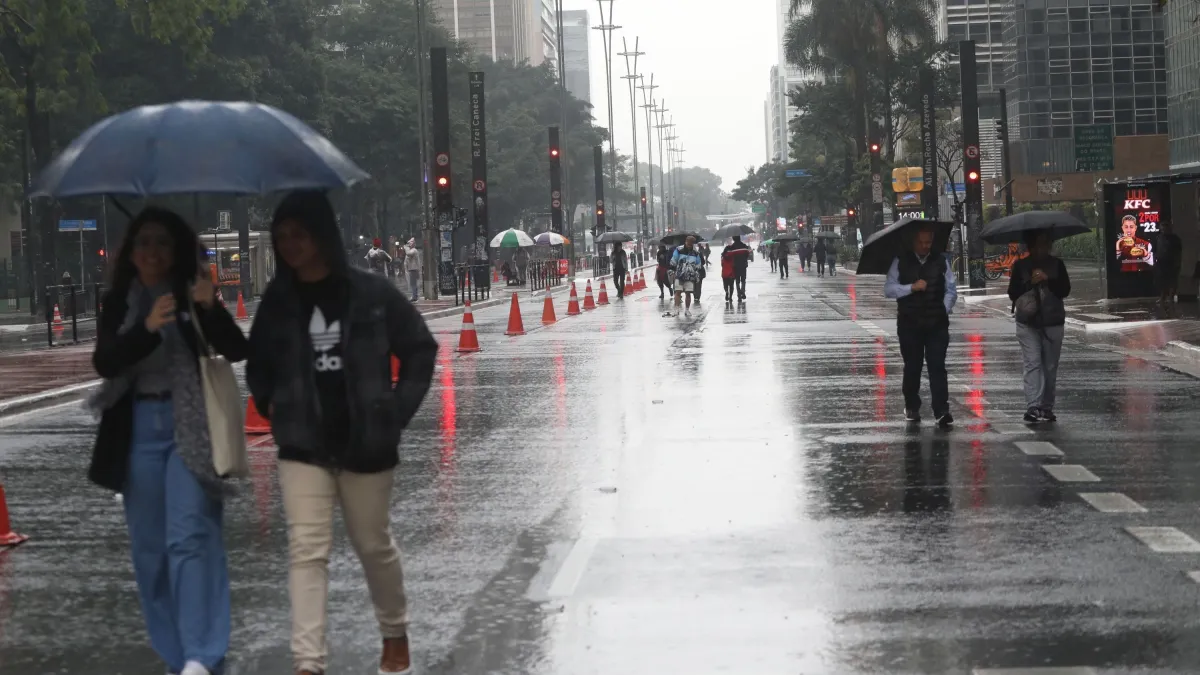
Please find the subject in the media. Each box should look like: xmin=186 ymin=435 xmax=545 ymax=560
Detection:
xmin=30 ymin=100 xmax=369 ymax=199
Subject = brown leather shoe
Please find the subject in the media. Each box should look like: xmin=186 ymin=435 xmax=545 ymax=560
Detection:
xmin=379 ymin=635 xmax=413 ymax=674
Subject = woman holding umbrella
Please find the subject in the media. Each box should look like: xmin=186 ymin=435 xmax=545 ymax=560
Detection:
xmin=656 ymin=243 xmax=674 ymax=298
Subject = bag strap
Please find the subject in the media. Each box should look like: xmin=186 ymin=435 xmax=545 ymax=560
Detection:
xmin=187 ymin=290 xmax=215 ymax=358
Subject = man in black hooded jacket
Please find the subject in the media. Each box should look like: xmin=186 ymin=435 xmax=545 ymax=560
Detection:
xmin=247 ymin=190 xmax=438 ymax=675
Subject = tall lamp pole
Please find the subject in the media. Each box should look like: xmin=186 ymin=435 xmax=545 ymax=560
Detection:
xmin=619 ymin=37 xmax=644 ymax=259
xmin=653 ymin=109 xmax=670 ymax=231
xmin=553 ymin=0 xmax=573 ymax=278
xmin=593 ymin=1 xmax=619 ymax=194
xmin=638 ymin=75 xmax=658 ymax=237
xmin=674 ymin=146 xmax=687 ymax=230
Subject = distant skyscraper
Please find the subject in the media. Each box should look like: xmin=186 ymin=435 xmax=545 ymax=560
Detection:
xmin=562 ymin=10 xmax=591 ymax=103
xmin=430 ymin=0 xmax=533 ymax=64
xmin=769 ymin=0 xmax=817 ymax=163
xmin=529 ymin=0 xmax=558 ymax=68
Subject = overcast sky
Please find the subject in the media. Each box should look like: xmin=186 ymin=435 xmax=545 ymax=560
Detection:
xmin=561 ymin=0 xmax=778 ymax=194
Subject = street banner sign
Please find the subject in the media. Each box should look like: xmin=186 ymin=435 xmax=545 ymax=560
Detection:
xmin=470 ymin=71 xmax=489 ymax=260
xmin=752 ymin=203 xmax=766 ymax=214
xmin=919 ymin=67 xmax=939 ymax=217
xmin=58 ymin=219 xmax=97 ymax=232
xmin=1074 ymin=124 xmax=1114 ymax=172
xmin=785 ymin=169 xmax=811 ymax=178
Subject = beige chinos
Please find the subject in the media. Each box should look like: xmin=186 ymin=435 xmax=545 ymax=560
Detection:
xmin=278 ymin=460 xmax=409 ymax=674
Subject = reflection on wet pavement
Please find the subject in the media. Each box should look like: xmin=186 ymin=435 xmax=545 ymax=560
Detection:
xmin=4 ymin=259 xmax=1200 ymax=673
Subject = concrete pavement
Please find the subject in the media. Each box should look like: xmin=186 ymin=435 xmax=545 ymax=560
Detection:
xmin=4 ymin=257 xmax=1200 ymax=673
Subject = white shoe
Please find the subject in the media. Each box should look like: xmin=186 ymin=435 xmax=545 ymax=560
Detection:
xmin=685 ymin=309 xmax=692 ymax=317
xmin=181 ymin=661 xmax=210 ymax=675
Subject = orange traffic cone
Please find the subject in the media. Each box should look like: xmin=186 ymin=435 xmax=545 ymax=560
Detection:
xmin=0 ymin=483 xmax=28 ymax=547
xmin=638 ymin=269 xmax=647 ymax=289
xmin=236 ymin=291 xmax=249 ymax=320
xmin=505 ymin=293 xmax=526 ymax=336
xmin=567 ymin=283 xmax=582 ymax=315
xmin=244 ymin=396 xmax=272 ymax=434
xmin=597 ymin=280 xmax=610 ymax=305
xmin=583 ymin=280 xmax=597 ymax=310
xmin=457 ymin=300 xmax=481 ymax=352
xmin=625 ymin=274 xmax=635 ymax=296
xmin=541 ymin=294 xmax=557 ymax=325
xmin=52 ymin=304 xmax=64 ymax=332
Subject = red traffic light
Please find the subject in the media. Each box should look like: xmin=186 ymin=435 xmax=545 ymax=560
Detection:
xmin=869 ymin=142 xmax=880 ymax=154
xmin=436 ymin=176 xmax=449 ymax=188
xmin=967 ymin=170 xmax=980 ymax=182
xmin=597 ymin=209 xmax=604 ymax=216
xmin=847 ymin=208 xmax=856 ymax=217
xmin=550 ymin=148 xmax=560 ymax=158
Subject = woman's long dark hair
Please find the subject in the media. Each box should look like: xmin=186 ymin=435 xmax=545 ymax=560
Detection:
xmin=108 ymin=206 xmax=203 ymax=301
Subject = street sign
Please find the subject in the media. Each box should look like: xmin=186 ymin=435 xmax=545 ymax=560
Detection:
xmin=965 ymin=145 xmax=980 ymax=159
xmin=751 ymin=203 xmax=766 ymax=214
xmin=474 ymin=180 xmax=486 ymax=192
xmin=872 ymin=182 xmax=884 ymax=203
xmin=551 ymin=199 xmax=561 ymax=209
xmin=57 ymin=219 xmax=97 ymax=232
xmin=218 ymin=210 xmax=231 ymax=231
xmin=1074 ymin=124 xmax=1114 ymax=172
xmin=784 ymin=169 xmax=811 ymax=178
xmin=436 ymin=152 xmax=449 ymax=166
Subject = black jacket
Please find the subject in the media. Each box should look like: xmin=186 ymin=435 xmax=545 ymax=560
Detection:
xmin=90 ymin=287 xmax=248 ymax=492
xmin=247 ymin=191 xmax=438 ymax=474
xmin=896 ymin=252 xmax=949 ymax=326
xmin=1007 ymin=255 xmax=1070 ymax=326
xmin=725 ymin=240 xmax=752 ymax=273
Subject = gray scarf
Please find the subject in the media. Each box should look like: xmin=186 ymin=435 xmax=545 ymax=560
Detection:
xmin=86 ymin=280 xmax=236 ymax=499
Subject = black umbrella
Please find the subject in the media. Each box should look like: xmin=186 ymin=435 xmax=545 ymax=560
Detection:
xmin=595 ymin=231 xmax=634 ymax=244
xmin=661 ymin=232 xmax=706 ymax=246
xmin=713 ymin=222 xmax=754 ymax=239
xmin=773 ymin=234 xmax=801 ymax=242
xmin=980 ymin=210 xmax=1091 ymax=244
xmin=814 ymin=231 xmax=841 ymax=239
xmin=858 ymin=217 xmax=954 ymax=275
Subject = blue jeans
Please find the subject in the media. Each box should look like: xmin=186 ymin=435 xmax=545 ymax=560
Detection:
xmin=407 ymin=269 xmax=421 ymax=301
xmin=124 ymin=399 xmax=230 ymax=673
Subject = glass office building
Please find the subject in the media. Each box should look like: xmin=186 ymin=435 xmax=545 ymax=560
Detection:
xmin=1166 ymin=0 xmax=1200 ymax=169
xmin=1003 ymin=0 xmax=1167 ymax=175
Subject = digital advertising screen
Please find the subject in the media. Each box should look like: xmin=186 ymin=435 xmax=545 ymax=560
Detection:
xmin=1105 ymin=182 xmax=1170 ymax=298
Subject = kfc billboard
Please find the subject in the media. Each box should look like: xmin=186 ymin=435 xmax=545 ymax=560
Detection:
xmin=1104 ymin=182 xmax=1169 ymax=298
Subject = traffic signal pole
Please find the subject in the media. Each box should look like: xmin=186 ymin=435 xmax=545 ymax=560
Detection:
xmin=959 ymin=40 xmax=986 ymax=289
xmin=593 ymin=145 xmax=606 ymax=237
xmin=997 ymin=87 xmax=1014 ymax=217
xmin=869 ymin=141 xmax=883 ymax=235
xmin=431 ymin=47 xmax=454 ymax=298
xmin=549 ymin=127 xmax=563 ymax=235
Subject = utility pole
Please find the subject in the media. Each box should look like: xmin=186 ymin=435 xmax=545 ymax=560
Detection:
xmin=430 ymin=47 xmax=454 ymax=298
xmin=960 ymin=40 xmax=985 ymax=289
xmin=549 ymin=127 xmax=563 ymax=235
xmin=654 ymin=109 xmax=670 ymax=231
xmin=593 ymin=145 xmax=606 ymax=237
xmin=593 ymin=1 xmax=620 ymax=194
xmin=619 ymin=37 xmax=644 ymax=260
xmin=869 ymin=138 xmax=883 ymax=236
xmin=415 ymin=0 xmax=434 ymax=300
xmin=639 ymin=75 xmax=658 ymax=237
xmin=554 ymin=0 xmax=573 ymax=278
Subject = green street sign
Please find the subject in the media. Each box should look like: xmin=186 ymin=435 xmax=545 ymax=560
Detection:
xmin=1074 ymin=124 xmax=1114 ymax=172
xmin=751 ymin=203 xmax=766 ymax=214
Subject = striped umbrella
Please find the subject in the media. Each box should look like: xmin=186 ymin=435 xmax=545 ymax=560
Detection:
xmin=490 ymin=228 xmax=535 ymax=248
xmin=533 ymin=231 xmax=570 ymax=246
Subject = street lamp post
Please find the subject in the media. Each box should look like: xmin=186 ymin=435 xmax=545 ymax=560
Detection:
xmin=653 ymin=109 xmax=670 ymax=231
xmin=619 ymin=37 xmax=644 ymax=262
xmin=553 ymin=0 xmax=573 ymax=279
xmin=638 ymin=75 xmax=658 ymax=237
xmin=593 ymin=1 xmax=620 ymax=196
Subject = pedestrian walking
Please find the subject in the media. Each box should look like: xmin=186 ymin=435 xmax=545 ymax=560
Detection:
xmin=403 ymin=238 xmax=422 ymax=301
xmin=1008 ymin=230 xmax=1070 ymax=424
xmin=725 ymin=235 xmax=752 ymax=301
xmin=826 ymin=239 xmax=838 ymax=276
xmin=671 ymin=236 xmax=703 ymax=317
xmin=814 ymin=239 xmax=827 ymax=277
xmin=777 ymin=241 xmax=790 ymax=279
xmin=721 ymin=247 xmax=736 ymax=303
xmin=655 ymin=244 xmax=673 ymax=298
xmin=798 ymin=242 xmax=809 ymax=272
xmin=247 ymin=190 xmax=439 ymax=675
xmin=611 ymin=243 xmax=628 ymax=298
xmin=89 ymin=206 xmax=249 ymax=675
xmin=884 ymin=224 xmax=958 ymax=427
xmin=693 ymin=246 xmax=708 ymax=303
xmin=366 ymin=238 xmax=392 ymax=277
xmin=769 ymin=243 xmax=777 ymax=273
xmin=1156 ymin=221 xmax=1182 ymax=305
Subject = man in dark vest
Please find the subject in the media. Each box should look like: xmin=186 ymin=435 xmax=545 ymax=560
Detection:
xmin=884 ymin=225 xmax=958 ymax=427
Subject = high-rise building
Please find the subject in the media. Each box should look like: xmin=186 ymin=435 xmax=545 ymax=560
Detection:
xmin=768 ymin=0 xmax=813 ymax=164
xmin=561 ymin=10 xmax=591 ymax=104
xmin=1002 ymin=0 xmax=1168 ymax=176
xmin=529 ymin=0 xmax=558 ymax=68
xmin=430 ymin=0 xmax=532 ymax=64
xmin=1165 ymin=0 xmax=1200 ymax=169
xmin=938 ymin=0 xmax=1011 ymax=179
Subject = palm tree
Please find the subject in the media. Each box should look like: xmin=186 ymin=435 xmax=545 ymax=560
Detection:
xmin=785 ymin=0 xmax=936 ymax=157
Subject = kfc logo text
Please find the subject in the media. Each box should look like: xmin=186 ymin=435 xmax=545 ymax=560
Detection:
xmin=1124 ymin=188 xmax=1152 ymax=210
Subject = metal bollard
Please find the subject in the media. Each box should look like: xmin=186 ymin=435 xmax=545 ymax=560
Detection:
xmin=70 ymin=284 xmax=78 ymax=344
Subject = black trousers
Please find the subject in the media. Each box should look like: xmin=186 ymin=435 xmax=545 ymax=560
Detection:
xmin=897 ymin=318 xmax=950 ymax=416
xmin=723 ymin=277 xmax=735 ymax=299
xmin=778 ymin=257 xmax=789 ymax=278
xmin=613 ymin=270 xmax=626 ymax=297
xmin=816 ymin=258 xmax=825 ymax=275
xmin=735 ymin=271 xmax=747 ymax=299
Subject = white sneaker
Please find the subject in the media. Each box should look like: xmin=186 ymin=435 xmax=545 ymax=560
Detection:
xmin=685 ymin=309 xmax=692 ymax=317
xmin=180 ymin=661 xmax=210 ymax=675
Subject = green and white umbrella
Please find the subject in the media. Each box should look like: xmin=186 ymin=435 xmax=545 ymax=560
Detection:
xmin=490 ymin=228 xmax=535 ymax=248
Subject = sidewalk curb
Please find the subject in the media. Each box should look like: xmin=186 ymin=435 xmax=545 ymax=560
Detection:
xmin=0 ymin=380 xmax=100 ymax=417
xmin=1163 ymin=340 xmax=1200 ymax=365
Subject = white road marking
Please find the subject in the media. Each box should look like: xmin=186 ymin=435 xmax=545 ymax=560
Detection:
xmin=1078 ymin=492 xmax=1147 ymax=513
xmin=1042 ymin=465 xmax=1101 ymax=483
xmin=993 ymin=423 xmax=1035 ymax=436
xmin=1015 ymin=441 xmax=1064 ymax=457
xmin=1126 ymin=527 xmax=1200 ymax=553
xmin=546 ymin=537 xmax=600 ymax=598
xmin=1186 ymin=571 xmax=1200 ymax=584
xmin=974 ymin=662 xmax=1099 ymax=667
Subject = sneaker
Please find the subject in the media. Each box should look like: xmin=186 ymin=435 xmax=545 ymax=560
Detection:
xmin=685 ymin=309 xmax=692 ymax=317
xmin=1023 ymin=408 xmax=1042 ymax=424
xmin=181 ymin=662 xmax=210 ymax=675
xmin=1040 ymin=408 xmax=1057 ymax=422
xmin=380 ymin=636 xmax=413 ymax=675
xmin=905 ymin=408 xmax=921 ymax=423
xmin=936 ymin=412 xmax=954 ymax=428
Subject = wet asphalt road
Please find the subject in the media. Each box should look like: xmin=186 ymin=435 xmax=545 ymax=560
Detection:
xmin=4 ymin=257 xmax=1200 ymax=674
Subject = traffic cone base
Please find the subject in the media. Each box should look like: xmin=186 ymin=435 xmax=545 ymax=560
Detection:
xmin=505 ymin=293 xmax=526 ymax=335
xmin=567 ymin=283 xmax=582 ymax=315
xmin=0 ymin=484 xmax=28 ymax=548
xmin=244 ymin=396 xmax=272 ymax=434
xmin=583 ymin=281 xmax=597 ymax=310
xmin=597 ymin=281 xmax=610 ymax=305
xmin=541 ymin=295 xmax=557 ymax=325
xmin=236 ymin=291 xmax=249 ymax=320
xmin=457 ymin=301 xmax=482 ymax=352
xmin=52 ymin=304 xmax=64 ymax=332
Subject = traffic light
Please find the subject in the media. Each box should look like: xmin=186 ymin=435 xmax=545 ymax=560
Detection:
xmin=847 ymin=205 xmax=858 ymax=230
xmin=98 ymin=248 xmax=105 ymax=258
xmin=641 ymin=192 xmax=647 ymax=207
xmin=994 ymin=118 xmax=1006 ymax=142
xmin=434 ymin=167 xmax=452 ymax=211
xmin=549 ymin=126 xmax=563 ymax=233
xmin=967 ymin=169 xmax=981 ymax=183
xmin=869 ymin=142 xmax=881 ymax=154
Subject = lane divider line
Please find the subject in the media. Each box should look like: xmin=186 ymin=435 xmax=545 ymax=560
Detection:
xmin=1041 ymin=465 xmax=1102 ymax=483
xmin=1078 ymin=492 xmax=1147 ymax=513
xmin=1015 ymin=441 xmax=1064 ymax=457
xmin=1126 ymin=526 xmax=1200 ymax=553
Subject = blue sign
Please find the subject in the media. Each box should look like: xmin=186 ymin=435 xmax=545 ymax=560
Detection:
xmin=58 ymin=219 xmax=97 ymax=232
xmin=785 ymin=169 xmax=811 ymax=178
xmin=943 ymin=182 xmax=966 ymax=196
